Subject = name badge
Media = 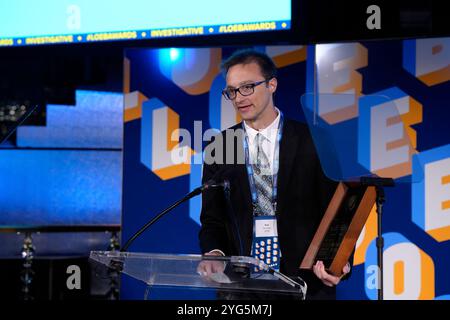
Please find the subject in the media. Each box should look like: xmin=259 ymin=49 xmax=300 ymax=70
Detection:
xmin=255 ymin=216 xmax=278 ymax=237
xmin=252 ymin=216 xmax=281 ymax=272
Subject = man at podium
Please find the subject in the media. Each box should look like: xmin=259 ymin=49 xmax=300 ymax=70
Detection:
xmin=198 ymin=49 xmax=352 ymax=300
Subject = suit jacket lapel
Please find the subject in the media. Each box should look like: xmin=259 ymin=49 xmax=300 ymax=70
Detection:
xmin=276 ymin=119 xmax=299 ymax=217
xmin=234 ymin=123 xmax=252 ymax=214
xmin=233 ymin=125 xmax=253 ymax=254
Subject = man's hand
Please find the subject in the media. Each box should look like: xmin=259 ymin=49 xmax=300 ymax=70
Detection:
xmin=197 ymin=251 xmax=226 ymax=277
xmin=312 ymin=260 xmax=351 ymax=287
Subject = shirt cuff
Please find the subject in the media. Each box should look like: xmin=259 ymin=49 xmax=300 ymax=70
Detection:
xmin=208 ymin=249 xmax=225 ymax=256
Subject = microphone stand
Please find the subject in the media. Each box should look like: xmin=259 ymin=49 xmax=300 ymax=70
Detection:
xmin=121 ymin=182 xmax=220 ymax=252
xmin=360 ymin=176 xmax=395 ymax=300
xmin=223 ymin=181 xmax=249 ymax=277
xmin=223 ymin=180 xmax=243 ymax=256
xmin=110 ymin=185 xmax=210 ymax=272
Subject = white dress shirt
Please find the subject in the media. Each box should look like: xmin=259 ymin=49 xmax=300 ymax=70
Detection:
xmin=243 ymin=108 xmax=281 ymax=175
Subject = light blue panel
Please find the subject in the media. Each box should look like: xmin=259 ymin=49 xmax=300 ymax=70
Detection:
xmin=359 ymin=87 xmax=424 ymax=183
xmin=403 ymin=40 xmax=416 ymax=76
xmin=0 ymin=0 xmax=291 ymax=38
xmin=141 ymin=98 xmax=166 ymax=171
xmin=358 ymin=93 xmax=386 ymax=171
xmin=17 ymin=90 xmax=123 ymax=148
xmin=412 ymin=153 xmax=426 ymax=229
xmin=189 ymin=153 xmax=203 ymax=225
xmin=0 ymin=150 xmax=121 ymax=225
xmin=412 ymin=144 xmax=450 ymax=230
xmin=359 ymin=88 xmax=410 ymax=170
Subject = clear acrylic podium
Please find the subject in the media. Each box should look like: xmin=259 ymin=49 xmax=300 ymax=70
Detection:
xmin=90 ymin=251 xmax=307 ymax=300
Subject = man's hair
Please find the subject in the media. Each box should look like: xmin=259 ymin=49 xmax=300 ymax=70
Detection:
xmin=221 ymin=49 xmax=277 ymax=80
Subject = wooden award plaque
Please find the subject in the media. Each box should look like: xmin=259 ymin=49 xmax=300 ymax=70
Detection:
xmin=300 ymin=182 xmax=376 ymax=276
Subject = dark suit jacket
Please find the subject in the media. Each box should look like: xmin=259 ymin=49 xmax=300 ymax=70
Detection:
xmin=199 ymin=118 xmax=340 ymax=299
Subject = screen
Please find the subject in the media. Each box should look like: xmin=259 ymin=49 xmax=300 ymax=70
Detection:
xmin=0 ymin=0 xmax=291 ymax=47
xmin=0 ymin=90 xmax=123 ymax=226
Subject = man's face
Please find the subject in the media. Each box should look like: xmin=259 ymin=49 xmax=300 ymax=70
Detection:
xmin=225 ymin=62 xmax=277 ymax=122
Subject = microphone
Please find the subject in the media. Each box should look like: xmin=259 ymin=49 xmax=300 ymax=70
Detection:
xmin=203 ymin=179 xmax=230 ymax=190
xmin=120 ymin=169 xmax=229 ymax=253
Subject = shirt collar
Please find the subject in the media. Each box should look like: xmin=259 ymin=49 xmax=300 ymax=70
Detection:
xmin=244 ymin=107 xmax=281 ymax=144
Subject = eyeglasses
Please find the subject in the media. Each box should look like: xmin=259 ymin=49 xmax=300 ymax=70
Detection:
xmin=222 ymin=79 xmax=269 ymax=100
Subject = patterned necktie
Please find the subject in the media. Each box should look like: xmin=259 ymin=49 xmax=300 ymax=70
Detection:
xmin=252 ymin=133 xmax=275 ymax=216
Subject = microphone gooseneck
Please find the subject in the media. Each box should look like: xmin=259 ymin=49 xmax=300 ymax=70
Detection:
xmin=120 ymin=179 xmax=226 ymax=252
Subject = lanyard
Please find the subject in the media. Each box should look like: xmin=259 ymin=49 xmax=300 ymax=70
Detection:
xmin=242 ymin=111 xmax=284 ymax=214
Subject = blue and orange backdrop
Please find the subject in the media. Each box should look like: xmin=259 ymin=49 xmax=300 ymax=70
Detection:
xmin=122 ymin=40 xmax=449 ymax=300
